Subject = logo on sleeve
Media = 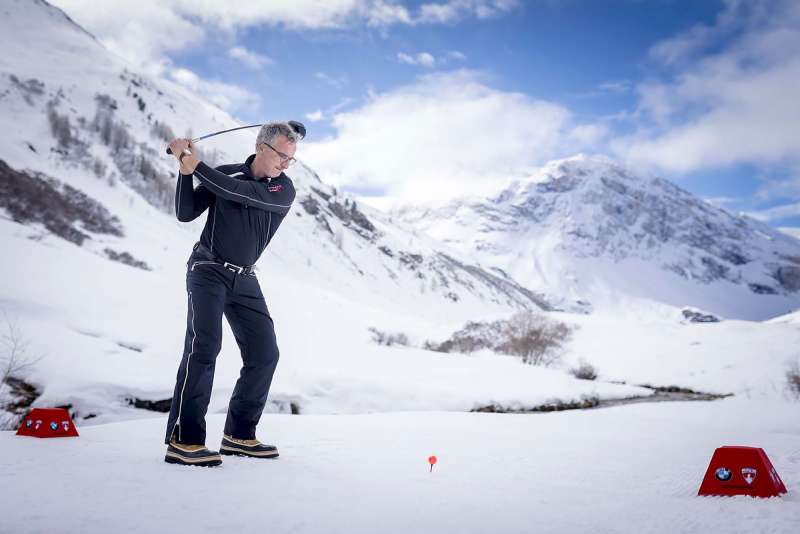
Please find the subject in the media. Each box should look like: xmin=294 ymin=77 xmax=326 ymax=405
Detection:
xmin=268 ymin=184 xmax=283 ymax=193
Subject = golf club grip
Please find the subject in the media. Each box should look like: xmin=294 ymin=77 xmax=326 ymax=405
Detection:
xmin=167 ymin=140 xmax=194 ymax=155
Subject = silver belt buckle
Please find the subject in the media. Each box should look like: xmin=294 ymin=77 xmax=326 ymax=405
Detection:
xmin=223 ymin=262 xmax=244 ymax=274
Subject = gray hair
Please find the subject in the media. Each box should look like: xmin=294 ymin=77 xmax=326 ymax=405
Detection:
xmin=255 ymin=121 xmax=303 ymax=147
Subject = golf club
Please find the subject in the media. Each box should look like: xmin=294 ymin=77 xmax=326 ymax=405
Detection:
xmin=165 ymin=121 xmax=307 ymax=154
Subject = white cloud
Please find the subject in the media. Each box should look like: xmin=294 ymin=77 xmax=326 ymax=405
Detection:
xmin=397 ymin=50 xmax=466 ymax=67
xmin=302 ymin=70 xmax=603 ymax=204
xmin=362 ymin=0 xmax=413 ymax=26
xmin=418 ymin=0 xmax=519 ymax=23
xmin=415 ymin=52 xmax=436 ymax=67
xmin=446 ymin=50 xmax=467 ymax=61
xmin=702 ymin=196 xmax=738 ymax=208
xmin=746 ymin=202 xmax=800 ymax=222
xmin=169 ymin=68 xmax=259 ymax=114
xmin=51 ymin=0 xmax=518 ymax=72
xmin=303 ymin=98 xmax=356 ymax=125
xmin=777 ymin=226 xmax=800 ymax=240
xmin=50 ymin=0 xmax=204 ymax=76
xmin=567 ymin=124 xmax=609 ymax=147
xmin=397 ymin=52 xmax=436 ymax=67
xmin=752 ymin=163 xmax=800 ymax=204
xmin=314 ymin=72 xmax=349 ymax=89
xmin=397 ymin=52 xmax=415 ymax=65
xmin=611 ymin=0 xmax=800 ymax=176
xmin=171 ymin=0 xmax=409 ymax=31
xmin=570 ymin=80 xmax=633 ymax=100
xmin=597 ymin=80 xmax=631 ymax=94
xmin=228 ymin=46 xmax=272 ymax=69
xmin=305 ymin=110 xmax=325 ymax=122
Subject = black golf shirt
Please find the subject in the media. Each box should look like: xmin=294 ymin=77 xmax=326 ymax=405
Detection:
xmin=175 ymin=153 xmax=296 ymax=267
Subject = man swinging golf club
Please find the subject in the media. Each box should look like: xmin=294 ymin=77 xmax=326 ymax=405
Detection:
xmin=163 ymin=120 xmax=304 ymax=467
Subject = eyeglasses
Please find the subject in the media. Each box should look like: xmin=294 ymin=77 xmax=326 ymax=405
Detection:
xmin=262 ymin=142 xmax=296 ymax=166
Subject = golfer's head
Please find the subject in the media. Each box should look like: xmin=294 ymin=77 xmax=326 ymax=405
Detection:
xmin=255 ymin=121 xmax=304 ymax=178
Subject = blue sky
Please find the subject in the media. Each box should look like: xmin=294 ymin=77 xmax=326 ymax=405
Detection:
xmin=53 ymin=0 xmax=800 ymax=226
xmin=169 ymin=1 xmax=722 ymax=135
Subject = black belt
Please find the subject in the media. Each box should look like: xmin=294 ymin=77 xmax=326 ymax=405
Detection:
xmin=192 ymin=242 xmax=256 ymax=275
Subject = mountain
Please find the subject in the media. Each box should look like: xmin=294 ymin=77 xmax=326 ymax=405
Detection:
xmin=0 ymin=0 xmax=588 ymax=424
xmin=0 ymin=0 xmax=553 ymax=314
xmin=1 ymin=0 xmax=797 ymax=429
xmin=393 ymin=154 xmax=800 ymax=320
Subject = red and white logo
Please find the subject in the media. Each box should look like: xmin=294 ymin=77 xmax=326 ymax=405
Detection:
xmin=741 ymin=467 xmax=757 ymax=485
xmin=268 ymin=184 xmax=283 ymax=193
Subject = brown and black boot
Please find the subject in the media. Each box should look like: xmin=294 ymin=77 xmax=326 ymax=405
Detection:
xmin=220 ymin=434 xmax=279 ymax=458
xmin=165 ymin=439 xmax=223 ymax=467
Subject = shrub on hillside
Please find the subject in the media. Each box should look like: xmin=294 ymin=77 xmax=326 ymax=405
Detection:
xmin=787 ymin=359 xmax=800 ymax=399
xmin=569 ymin=359 xmax=598 ymax=380
xmin=499 ymin=311 xmax=573 ymax=366
xmin=425 ymin=311 xmax=574 ymax=367
xmin=368 ymin=327 xmax=409 ymax=347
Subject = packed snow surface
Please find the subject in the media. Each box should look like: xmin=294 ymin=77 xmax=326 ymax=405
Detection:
xmin=1 ymin=398 xmax=798 ymax=533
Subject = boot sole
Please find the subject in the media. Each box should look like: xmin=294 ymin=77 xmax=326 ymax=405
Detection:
xmin=220 ymin=444 xmax=279 ymax=458
xmin=165 ymin=451 xmax=222 ymax=467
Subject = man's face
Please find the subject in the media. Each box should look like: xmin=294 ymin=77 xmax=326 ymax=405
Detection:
xmin=258 ymin=134 xmax=297 ymax=178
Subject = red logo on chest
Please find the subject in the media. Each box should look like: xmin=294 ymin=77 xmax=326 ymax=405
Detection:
xmin=268 ymin=183 xmax=283 ymax=193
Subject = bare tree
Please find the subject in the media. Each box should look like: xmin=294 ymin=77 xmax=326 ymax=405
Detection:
xmin=787 ymin=359 xmax=800 ymax=400
xmin=499 ymin=311 xmax=573 ymax=366
xmin=0 ymin=312 xmax=44 ymax=430
xmin=110 ymin=121 xmax=131 ymax=151
xmin=150 ymin=120 xmax=175 ymax=142
xmin=47 ymin=103 xmax=73 ymax=147
xmin=424 ymin=311 xmax=575 ymax=367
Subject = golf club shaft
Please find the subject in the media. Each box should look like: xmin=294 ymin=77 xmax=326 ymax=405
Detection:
xmin=165 ymin=124 xmax=263 ymax=154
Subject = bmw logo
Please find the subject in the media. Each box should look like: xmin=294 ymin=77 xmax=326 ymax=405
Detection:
xmin=715 ymin=467 xmax=732 ymax=481
xmin=49 ymin=422 xmax=58 ymax=431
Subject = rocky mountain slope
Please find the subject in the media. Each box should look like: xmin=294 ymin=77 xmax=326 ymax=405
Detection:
xmin=394 ymin=154 xmax=800 ymax=319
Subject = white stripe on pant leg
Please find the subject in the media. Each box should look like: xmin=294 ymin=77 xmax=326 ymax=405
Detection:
xmin=176 ymin=290 xmax=197 ymax=442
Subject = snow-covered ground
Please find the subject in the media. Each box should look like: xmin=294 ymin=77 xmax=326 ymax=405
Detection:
xmin=4 ymin=206 xmax=799 ymax=425
xmin=1 ymin=3 xmax=798 ymax=533
xmin=2 ymin=398 xmax=798 ymax=533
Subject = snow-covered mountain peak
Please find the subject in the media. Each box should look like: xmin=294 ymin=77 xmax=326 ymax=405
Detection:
xmin=395 ymin=155 xmax=800 ymax=319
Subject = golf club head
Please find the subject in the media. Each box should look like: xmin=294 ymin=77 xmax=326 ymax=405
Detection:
xmin=288 ymin=120 xmax=306 ymax=140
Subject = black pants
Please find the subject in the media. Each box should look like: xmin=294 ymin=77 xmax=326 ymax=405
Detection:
xmin=164 ymin=249 xmax=280 ymax=445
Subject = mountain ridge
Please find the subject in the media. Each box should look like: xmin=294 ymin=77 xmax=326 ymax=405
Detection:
xmin=393 ymin=154 xmax=800 ymax=319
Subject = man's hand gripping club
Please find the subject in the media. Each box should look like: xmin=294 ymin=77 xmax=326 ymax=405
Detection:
xmin=168 ymin=138 xmax=200 ymax=175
